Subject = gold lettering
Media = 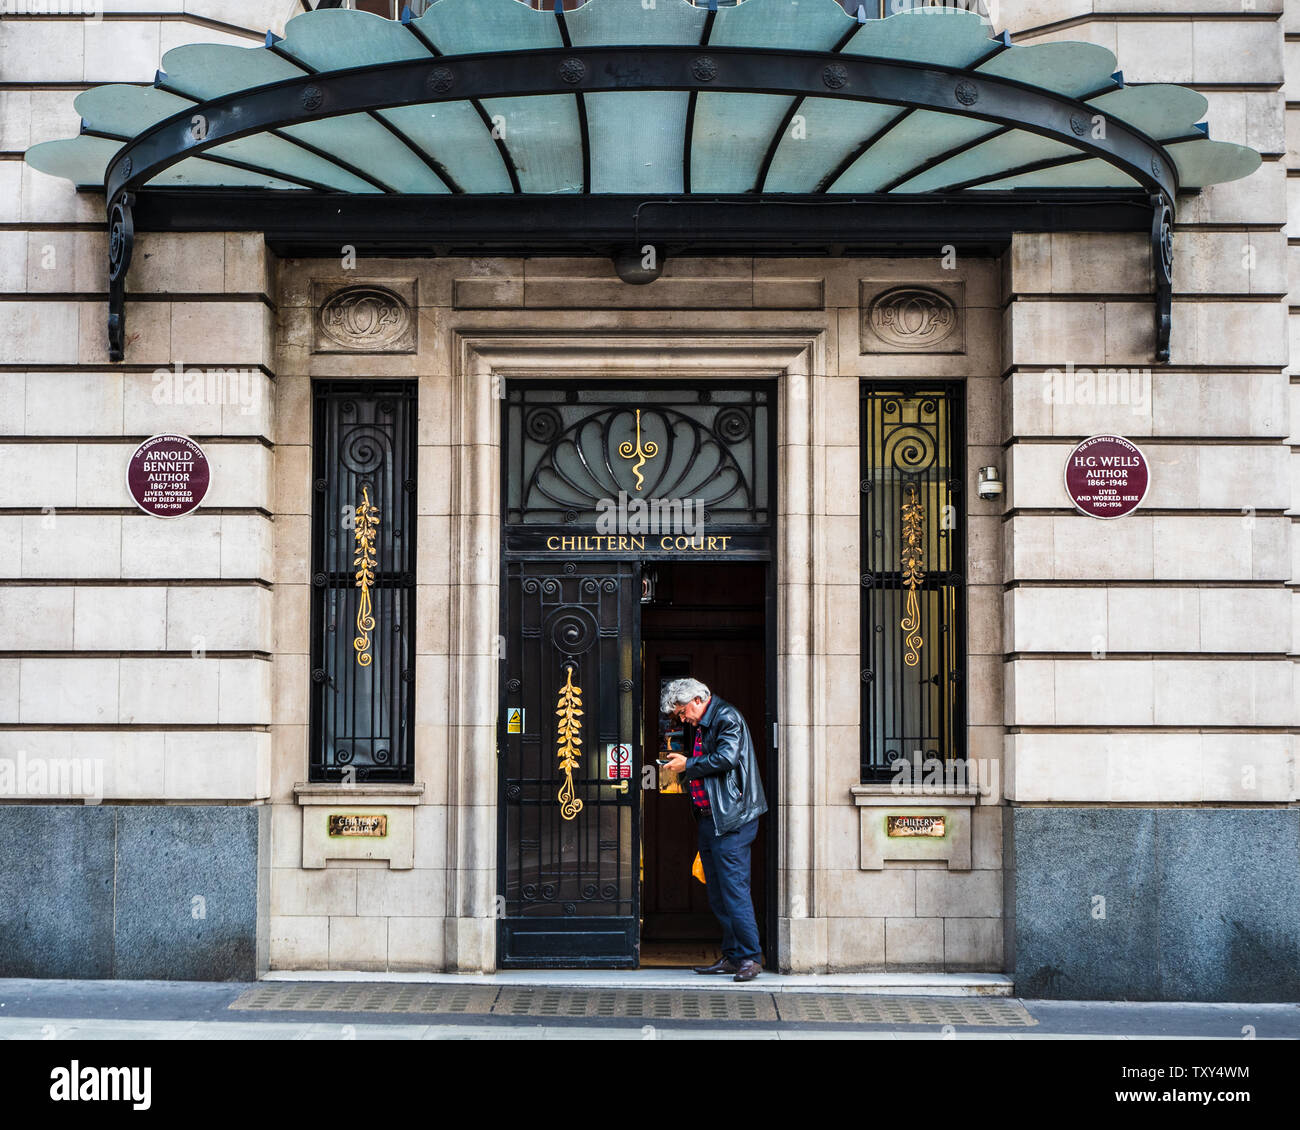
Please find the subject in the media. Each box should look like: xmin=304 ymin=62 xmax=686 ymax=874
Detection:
xmin=719 ymin=537 xmax=730 ymax=551
xmin=660 ymin=536 xmax=673 ymax=551
xmin=631 ymin=537 xmax=645 ymax=551
xmin=707 ymin=536 xmax=718 ymax=551
xmin=561 ymin=538 xmax=576 ymax=551
xmin=546 ymin=536 xmax=560 ymax=550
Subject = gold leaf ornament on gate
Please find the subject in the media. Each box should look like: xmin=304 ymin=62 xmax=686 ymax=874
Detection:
xmin=555 ymin=667 xmax=584 ymax=820
xmin=618 ymin=408 xmax=658 ymax=491
xmin=353 ymin=485 xmax=380 ymax=667
xmin=900 ymin=484 xmax=925 ymax=667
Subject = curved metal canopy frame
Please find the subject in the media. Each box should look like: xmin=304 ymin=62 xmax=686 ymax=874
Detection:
xmin=101 ymin=46 xmax=1183 ymax=202
xmin=86 ymin=43 xmax=1195 ymax=363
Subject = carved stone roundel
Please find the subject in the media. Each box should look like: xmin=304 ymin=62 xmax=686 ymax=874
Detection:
xmin=868 ymin=287 xmax=958 ymax=350
xmin=318 ymin=286 xmax=411 ymax=350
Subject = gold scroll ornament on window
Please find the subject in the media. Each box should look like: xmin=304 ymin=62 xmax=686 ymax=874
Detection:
xmin=555 ymin=666 xmax=584 ymax=820
xmin=900 ymin=484 xmax=925 ymax=667
xmin=353 ymin=485 xmax=380 ymax=667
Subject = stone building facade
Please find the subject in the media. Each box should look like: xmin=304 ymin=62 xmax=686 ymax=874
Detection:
xmin=0 ymin=0 xmax=1295 ymax=1000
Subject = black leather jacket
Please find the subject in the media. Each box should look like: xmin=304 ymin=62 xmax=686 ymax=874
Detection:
xmin=680 ymin=695 xmax=768 ymax=835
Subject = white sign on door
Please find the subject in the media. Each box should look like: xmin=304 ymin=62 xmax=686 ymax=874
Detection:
xmin=605 ymin=743 xmax=632 ymax=780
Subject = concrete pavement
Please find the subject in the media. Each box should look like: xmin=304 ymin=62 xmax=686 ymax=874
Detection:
xmin=0 ymin=976 xmax=1296 ymax=1040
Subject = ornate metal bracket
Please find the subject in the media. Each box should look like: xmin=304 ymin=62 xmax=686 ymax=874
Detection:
xmin=1152 ymin=196 xmax=1173 ymax=364
xmin=107 ymin=191 xmax=135 ymax=363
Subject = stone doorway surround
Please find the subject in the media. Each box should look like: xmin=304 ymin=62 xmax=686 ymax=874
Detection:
xmin=450 ymin=332 xmax=823 ymax=971
xmin=269 ymin=257 xmax=1003 ymax=974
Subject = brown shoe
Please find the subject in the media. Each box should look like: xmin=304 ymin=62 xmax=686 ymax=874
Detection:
xmin=732 ymin=959 xmax=761 ymax=982
xmin=693 ymin=957 xmax=740 ymax=975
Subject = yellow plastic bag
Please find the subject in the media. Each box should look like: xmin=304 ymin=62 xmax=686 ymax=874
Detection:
xmin=692 ymin=852 xmax=706 ymax=884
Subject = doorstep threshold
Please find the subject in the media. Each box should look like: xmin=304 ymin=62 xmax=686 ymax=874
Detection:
xmin=259 ymin=969 xmax=1014 ymax=996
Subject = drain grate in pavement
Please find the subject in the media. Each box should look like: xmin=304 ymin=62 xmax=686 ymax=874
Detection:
xmin=776 ymin=994 xmax=1035 ymax=1026
xmin=230 ymin=983 xmax=497 ymax=1015
xmin=231 ymin=984 xmax=1033 ymax=1026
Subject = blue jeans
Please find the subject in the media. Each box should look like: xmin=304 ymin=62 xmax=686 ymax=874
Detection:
xmin=696 ymin=813 xmax=762 ymax=965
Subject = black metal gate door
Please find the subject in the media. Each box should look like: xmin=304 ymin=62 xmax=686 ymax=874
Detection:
xmin=498 ymin=559 xmax=640 ymax=967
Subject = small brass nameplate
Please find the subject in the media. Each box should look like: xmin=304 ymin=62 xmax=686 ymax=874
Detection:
xmin=328 ymin=813 xmax=388 ymax=838
xmin=887 ymin=814 xmax=945 ymax=838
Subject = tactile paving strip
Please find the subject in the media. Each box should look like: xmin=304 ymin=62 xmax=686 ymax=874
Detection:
xmin=775 ymin=994 xmax=1035 ymax=1026
xmin=230 ymin=983 xmax=497 ymax=1015
xmin=493 ymin=989 xmax=778 ymax=1022
xmin=230 ymin=984 xmax=1033 ymax=1026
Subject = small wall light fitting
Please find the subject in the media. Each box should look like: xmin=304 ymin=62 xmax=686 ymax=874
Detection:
xmin=614 ymin=244 xmax=665 ymax=285
xmin=977 ymin=466 xmax=1004 ymax=500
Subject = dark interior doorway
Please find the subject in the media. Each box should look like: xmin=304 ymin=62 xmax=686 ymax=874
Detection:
xmin=639 ymin=561 xmax=769 ymax=968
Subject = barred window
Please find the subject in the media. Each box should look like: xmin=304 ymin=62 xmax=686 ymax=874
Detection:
xmin=859 ymin=383 xmax=966 ymax=781
xmin=321 ymin=1 xmax=986 ymax=19
xmin=315 ymin=1 xmax=434 ymax=17
xmin=309 ymin=381 xmax=417 ymax=783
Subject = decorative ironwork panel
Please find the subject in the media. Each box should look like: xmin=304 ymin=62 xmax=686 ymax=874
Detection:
xmin=499 ymin=559 xmax=640 ymax=966
xmin=310 ymin=381 xmax=416 ymax=782
xmin=860 ymin=385 xmax=966 ymax=781
xmin=505 ymin=383 xmax=771 ymax=530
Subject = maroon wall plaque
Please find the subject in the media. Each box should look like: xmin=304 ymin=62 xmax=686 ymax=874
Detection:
xmin=1064 ymin=434 xmax=1149 ymax=519
xmin=126 ymin=434 xmax=211 ymax=518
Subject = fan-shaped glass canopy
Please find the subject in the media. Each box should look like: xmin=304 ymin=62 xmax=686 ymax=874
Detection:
xmin=21 ymin=0 xmax=1263 ymax=364
xmin=26 ymin=0 xmax=1257 ymax=198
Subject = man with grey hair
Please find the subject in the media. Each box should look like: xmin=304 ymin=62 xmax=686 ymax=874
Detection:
xmin=660 ymin=676 xmax=767 ymax=981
